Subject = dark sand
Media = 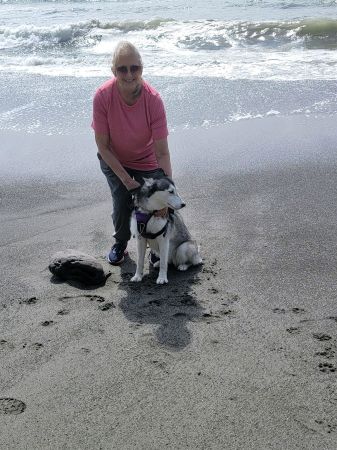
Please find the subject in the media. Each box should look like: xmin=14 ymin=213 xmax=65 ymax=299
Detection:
xmin=1 ymin=115 xmax=337 ymax=449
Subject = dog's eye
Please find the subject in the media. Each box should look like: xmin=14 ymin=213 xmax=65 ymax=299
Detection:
xmin=168 ymin=189 xmax=174 ymax=194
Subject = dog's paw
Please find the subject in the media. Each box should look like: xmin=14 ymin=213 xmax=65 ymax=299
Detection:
xmin=156 ymin=276 xmax=168 ymax=284
xmin=177 ymin=264 xmax=189 ymax=271
xmin=131 ymin=274 xmax=143 ymax=282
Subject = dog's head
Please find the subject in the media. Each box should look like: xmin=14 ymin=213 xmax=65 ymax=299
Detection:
xmin=132 ymin=177 xmax=185 ymax=212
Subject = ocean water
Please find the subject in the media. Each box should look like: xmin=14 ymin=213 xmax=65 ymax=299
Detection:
xmin=1 ymin=0 xmax=337 ymax=135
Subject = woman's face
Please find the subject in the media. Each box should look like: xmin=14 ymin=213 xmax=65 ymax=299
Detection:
xmin=113 ymin=51 xmax=143 ymax=93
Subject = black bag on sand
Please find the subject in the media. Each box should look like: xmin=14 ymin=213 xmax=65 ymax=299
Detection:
xmin=49 ymin=250 xmax=109 ymax=286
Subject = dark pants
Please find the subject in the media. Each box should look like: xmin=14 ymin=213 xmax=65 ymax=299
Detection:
xmin=99 ymin=155 xmax=165 ymax=243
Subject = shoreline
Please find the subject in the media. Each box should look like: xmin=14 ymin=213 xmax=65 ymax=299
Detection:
xmin=1 ymin=114 xmax=337 ymax=182
xmin=1 ymin=114 xmax=337 ymax=448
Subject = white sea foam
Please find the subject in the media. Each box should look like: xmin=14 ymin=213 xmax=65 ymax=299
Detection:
xmin=0 ymin=21 xmax=100 ymax=49
xmin=266 ymin=110 xmax=280 ymax=116
xmin=23 ymin=56 xmax=55 ymax=66
xmin=1 ymin=17 xmax=337 ymax=80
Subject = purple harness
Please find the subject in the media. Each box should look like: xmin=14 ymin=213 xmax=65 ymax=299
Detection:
xmin=135 ymin=210 xmax=170 ymax=239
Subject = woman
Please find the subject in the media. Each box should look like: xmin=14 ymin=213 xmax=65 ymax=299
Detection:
xmin=92 ymin=41 xmax=172 ymax=265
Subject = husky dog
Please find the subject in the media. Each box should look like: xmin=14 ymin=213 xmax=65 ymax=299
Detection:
xmin=130 ymin=177 xmax=202 ymax=284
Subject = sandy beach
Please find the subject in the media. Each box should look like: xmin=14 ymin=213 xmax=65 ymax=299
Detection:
xmin=1 ymin=115 xmax=337 ymax=449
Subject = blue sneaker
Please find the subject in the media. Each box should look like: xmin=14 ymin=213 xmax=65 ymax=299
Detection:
xmin=107 ymin=242 xmax=128 ymax=265
xmin=149 ymin=251 xmax=160 ymax=266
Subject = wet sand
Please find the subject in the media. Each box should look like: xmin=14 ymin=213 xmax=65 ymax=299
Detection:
xmin=1 ymin=115 xmax=337 ymax=449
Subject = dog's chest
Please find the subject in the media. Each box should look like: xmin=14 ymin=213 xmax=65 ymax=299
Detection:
xmin=131 ymin=212 xmax=167 ymax=238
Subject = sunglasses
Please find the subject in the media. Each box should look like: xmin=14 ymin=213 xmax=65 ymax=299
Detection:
xmin=116 ymin=65 xmax=142 ymax=74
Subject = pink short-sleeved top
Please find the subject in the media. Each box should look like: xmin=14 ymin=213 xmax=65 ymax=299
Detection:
xmin=92 ymin=77 xmax=169 ymax=171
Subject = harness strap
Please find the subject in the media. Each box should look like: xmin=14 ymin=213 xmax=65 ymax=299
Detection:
xmin=135 ymin=209 xmax=174 ymax=239
xmin=138 ymin=220 xmax=169 ymax=240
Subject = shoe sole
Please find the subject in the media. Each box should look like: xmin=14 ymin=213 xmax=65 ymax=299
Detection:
xmin=107 ymin=250 xmax=128 ymax=265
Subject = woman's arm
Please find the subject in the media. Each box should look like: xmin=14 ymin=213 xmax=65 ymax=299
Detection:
xmin=154 ymin=137 xmax=172 ymax=178
xmin=95 ymin=132 xmax=140 ymax=191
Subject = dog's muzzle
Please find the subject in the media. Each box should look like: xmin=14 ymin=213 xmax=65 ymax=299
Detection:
xmin=168 ymin=201 xmax=185 ymax=210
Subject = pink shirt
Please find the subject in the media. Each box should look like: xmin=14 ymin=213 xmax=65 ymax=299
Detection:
xmin=92 ymin=78 xmax=168 ymax=171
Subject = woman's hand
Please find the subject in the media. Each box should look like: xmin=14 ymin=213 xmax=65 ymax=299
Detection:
xmin=125 ymin=178 xmax=141 ymax=191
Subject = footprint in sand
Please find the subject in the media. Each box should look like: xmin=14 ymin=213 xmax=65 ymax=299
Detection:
xmin=41 ymin=320 xmax=54 ymax=327
xmin=57 ymin=309 xmax=70 ymax=316
xmin=0 ymin=398 xmax=26 ymax=415
xmin=90 ymin=295 xmax=105 ymax=303
xmin=31 ymin=343 xmax=44 ymax=349
xmin=273 ymin=307 xmax=305 ymax=314
xmin=201 ymin=309 xmax=233 ymax=324
xmin=202 ymin=261 xmax=218 ymax=278
xmin=151 ymin=359 xmax=170 ymax=374
xmin=80 ymin=347 xmax=91 ymax=354
xmin=328 ymin=316 xmax=337 ymax=322
xmin=318 ymin=362 xmax=336 ymax=373
xmin=208 ymin=287 xmax=219 ymax=294
xmin=225 ymin=293 xmax=240 ymax=305
xmin=58 ymin=294 xmax=112 ymax=312
xmin=172 ymin=312 xmax=190 ymax=319
xmin=19 ymin=342 xmax=44 ymax=350
xmin=315 ymin=347 xmax=335 ymax=359
xmin=60 ymin=294 xmax=106 ymax=303
xmin=313 ymin=333 xmax=332 ymax=341
xmin=286 ymin=327 xmax=300 ymax=334
xmin=19 ymin=297 xmax=38 ymax=305
xmin=314 ymin=419 xmax=337 ymax=434
xmin=0 ymin=340 xmax=14 ymax=351
xmin=148 ymin=299 xmax=161 ymax=306
xmin=98 ymin=302 xmax=115 ymax=311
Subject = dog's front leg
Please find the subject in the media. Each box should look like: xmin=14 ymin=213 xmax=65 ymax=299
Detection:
xmin=156 ymin=236 xmax=169 ymax=284
xmin=131 ymin=237 xmax=147 ymax=282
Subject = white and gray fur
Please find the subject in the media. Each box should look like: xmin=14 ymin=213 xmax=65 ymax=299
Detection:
xmin=130 ymin=177 xmax=202 ymax=284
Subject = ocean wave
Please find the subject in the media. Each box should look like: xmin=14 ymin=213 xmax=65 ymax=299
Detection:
xmin=176 ymin=19 xmax=337 ymax=51
xmin=0 ymin=21 xmax=101 ymax=49
xmin=91 ymin=18 xmax=173 ymax=31
xmin=23 ymin=56 xmax=57 ymax=65
xmin=177 ymin=34 xmax=231 ymax=51
xmin=0 ymin=18 xmax=173 ymax=50
xmin=96 ymin=18 xmax=337 ymax=52
xmin=279 ymin=2 xmax=309 ymax=9
xmin=1 ymin=17 xmax=337 ymax=55
xmin=297 ymin=19 xmax=337 ymax=49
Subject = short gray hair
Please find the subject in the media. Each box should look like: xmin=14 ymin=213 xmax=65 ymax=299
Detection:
xmin=111 ymin=41 xmax=143 ymax=71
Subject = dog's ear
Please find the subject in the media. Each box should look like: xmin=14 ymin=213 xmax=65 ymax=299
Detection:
xmin=142 ymin=177 xmax=154 ymax=187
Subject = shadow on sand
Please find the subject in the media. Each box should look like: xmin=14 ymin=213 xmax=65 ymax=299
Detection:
xmin=49 ymin=273 xmax=111 ymax=290
xmin=118 ymin=256 xmax=204 ymax=351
